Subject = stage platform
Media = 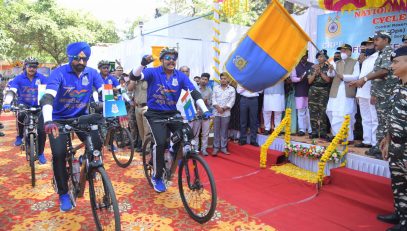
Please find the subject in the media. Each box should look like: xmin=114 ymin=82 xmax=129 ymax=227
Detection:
xmin=254 ymin=133 xmax=390 ymax=178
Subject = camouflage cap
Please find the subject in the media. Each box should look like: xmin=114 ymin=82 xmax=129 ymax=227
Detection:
xmin=373 ymin=31 xmax=391 ymax=40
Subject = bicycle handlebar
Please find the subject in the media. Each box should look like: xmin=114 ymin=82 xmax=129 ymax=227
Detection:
xmin=57 ymin=113 xmax=104 ymax=133
xmin=153 ymin=115 xmax=208 ymax=124
xmin=11 ymin=104 xmax=41 ymax=114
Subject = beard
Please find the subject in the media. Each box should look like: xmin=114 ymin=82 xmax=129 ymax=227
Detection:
xmin=72 ymin=63 xmax=86 ymax=73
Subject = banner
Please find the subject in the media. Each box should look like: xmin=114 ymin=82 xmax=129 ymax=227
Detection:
xmin=317 ymin=9 xmax=406 ymax=57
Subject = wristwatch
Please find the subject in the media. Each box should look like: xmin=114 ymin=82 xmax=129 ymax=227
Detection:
xmin=363 ymin=76 xmax=368 ymax=82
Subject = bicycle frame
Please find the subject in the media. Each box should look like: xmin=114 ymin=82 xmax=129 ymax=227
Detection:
xmin=62 ymin=123 xmax=104 ymax=199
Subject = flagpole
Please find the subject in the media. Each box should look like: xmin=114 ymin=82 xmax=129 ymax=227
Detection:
xmin=212 ymin=0 xmax=221 ymax=82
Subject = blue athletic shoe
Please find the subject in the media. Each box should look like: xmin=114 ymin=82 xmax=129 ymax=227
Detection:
xmin=38 ymin=153 xmax=47 ymax=164
xmin=59 ymin=193 xmax=73 ymax=212
xmin=108 ymin=145 xmax=118 ymax=152
xmin=14 ymin=136 xmax=23 ymax=146
xmin=151 ymin=176 xmax=167 ymax=193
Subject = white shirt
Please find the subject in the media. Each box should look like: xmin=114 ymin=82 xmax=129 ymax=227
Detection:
xmin=326 ymin=59 xmax=360 ymax=115
xmin=236 ymin=84 xmax=262 ymax=97
xmin=356 ymin=52 xmax=379 ymax=99
xmin=212 ymin=84 xmax=236 ymax=117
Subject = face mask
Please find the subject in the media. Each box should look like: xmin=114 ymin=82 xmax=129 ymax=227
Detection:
xmin=334 ymin=57 xmax=341 ymax=62
xmin=365 ymin=48 xmax=376 ymax=56
xmin=340 ymin=53 xmax=348 ymax=60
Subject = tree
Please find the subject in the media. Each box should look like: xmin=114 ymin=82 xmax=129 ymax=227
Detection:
xmin=0 ymin=0 xmax=120 ymax=65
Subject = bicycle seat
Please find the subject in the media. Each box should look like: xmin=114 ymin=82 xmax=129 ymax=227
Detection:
xmin=77 ymin=113 xmax=104 ymax=126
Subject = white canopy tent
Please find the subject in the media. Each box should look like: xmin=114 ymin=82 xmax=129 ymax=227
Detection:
xmin=88 ymin=13 xmax=249 ymax=80
xmin=88 ymin=7 xmax=327 ymax=79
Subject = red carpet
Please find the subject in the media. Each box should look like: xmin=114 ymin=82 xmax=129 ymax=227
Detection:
xmin=205 ymin=142 xmax=394 ymax=231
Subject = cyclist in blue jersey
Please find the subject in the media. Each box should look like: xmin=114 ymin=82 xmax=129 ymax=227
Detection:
xmin=129 ymin=47 xmax=212 ymax=193
xmin=97 ymin=60 xmax=120 ymax=96
xmin=40 ymin=42 xmax=107 ymax=212
xmin=3 ymin=57 xmax=47 ymax=164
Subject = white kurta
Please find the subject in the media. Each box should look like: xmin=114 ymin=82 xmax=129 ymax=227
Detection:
xmin=263 ymin=81 xmax=285 ymax=112
xmin=356 ymin=52 xmax=379 ymax=99
xmin=326 ymin=60 xmax=360 ymax=140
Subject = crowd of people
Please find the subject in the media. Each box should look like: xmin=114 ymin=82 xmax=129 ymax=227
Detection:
xmin=0 ymin=32 xmax=406 ymax=229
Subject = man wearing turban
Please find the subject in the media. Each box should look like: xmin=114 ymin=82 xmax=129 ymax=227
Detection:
xmin=40 ymin=42 xmax=105 ymax=212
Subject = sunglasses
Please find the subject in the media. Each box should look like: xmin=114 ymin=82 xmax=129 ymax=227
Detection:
xmin=101 ymin=66 xmax=110 ymax=69
xmin=27 ymin=65 xmax=38 ymax=69
xmin=70 ymin=56 xmax=89 ymax=62
xmin=164 ymin=55 xmax=177 ymax=61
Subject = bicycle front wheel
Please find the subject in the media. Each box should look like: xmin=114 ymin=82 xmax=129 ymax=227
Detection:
xmin=110 ymin=127 xmax=134 ymax=168
xmin=178 ymin=154 xmax=217 ymax=224
xmin=29 ymin=134 xmax=36 ymax=187
xmin=88 ymin=167 xmax=121 ymax=231
xmin=142 ymin=137 xmax=154 ymax=188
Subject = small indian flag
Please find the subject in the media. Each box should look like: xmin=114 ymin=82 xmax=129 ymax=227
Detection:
xmin=103 ymin=84 xmax=114 ymax=101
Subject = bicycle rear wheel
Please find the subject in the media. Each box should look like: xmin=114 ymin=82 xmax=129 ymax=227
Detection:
xmin=110 ymin=127 xmax=134 ymax=168
xmin=29 ymin=134 xmax=36 ymax=187
xmin=88 ymin=166 xmax=120 ymax=231
xmin=142 ymin=137 xmax=154 ymax=188
xmin=178 ymin=154 xmax=217 ymax=223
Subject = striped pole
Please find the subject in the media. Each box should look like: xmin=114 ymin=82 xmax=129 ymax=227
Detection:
xmin=212 ymin=0 xmax=221 ymax=82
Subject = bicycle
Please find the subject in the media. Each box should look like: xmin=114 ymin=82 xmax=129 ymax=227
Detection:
xmin=52 ymin=113 xmax=121 ymax=230
xmin=90 ymin=102 xmax=134 ymax=168
xmin=142 ymin=115 xmax=217 ymax=224
xmin=104 ymin=117 xmax=134 ymax=168
xmin=11 ymin=104 xmax=42 ymax=187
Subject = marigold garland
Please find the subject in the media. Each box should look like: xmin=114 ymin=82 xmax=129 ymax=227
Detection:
xmin=284 ymin=109 xmax=291 ymax=157
xmin=316 ymin=115 xmax=350 ymax=185
xmin=271 ymin=163 xmax=318 ymax=184
xmin=260 ymin=109 xmax=291 ymax=168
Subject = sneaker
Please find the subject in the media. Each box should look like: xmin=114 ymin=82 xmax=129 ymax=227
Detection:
xmin=221 ymin=148 xmax=230 ymax=155
xmin=297 ymin=131 xmax=305 ymax=136
xmin=151 ymin=176 xmax=167 ymax=193
xmin=0 ymin=123 xmax=4 ymax=129
xmin=15 ymin=136 xmax=23 ymax=146
xmin=59 ymin=193 xmax=73 ymax=212
xmin=201 ymin=150 xmax=209 ymax=156
xmin=263 ymin=130 xmax=271 ymax=135
xmin=212 ymin=149 xmax=219 ymax=156
xmin=0 ymin=132 xmax=4 ymax=137
xmin=108 ymin=145 xmax=118 ymax=152
xmin=38 ymin=153 xmax=47 ymax=164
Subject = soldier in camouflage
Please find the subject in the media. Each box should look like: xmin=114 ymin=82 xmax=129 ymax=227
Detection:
xmin=350 ymin=31 xmax=399 ymax=159
xmin=307 ymin=49 xmax=332 ymax=140
xmin=377 ymin=46 xmax=407 ymax=231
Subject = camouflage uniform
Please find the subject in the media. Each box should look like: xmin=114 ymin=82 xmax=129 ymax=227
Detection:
xmin=308 ymin=63 xmax=331 ymax=137
xmin=370 ymin=45 xmax=399 ymax=155
xmin=387 ymin=82 xmax=407 ymax=227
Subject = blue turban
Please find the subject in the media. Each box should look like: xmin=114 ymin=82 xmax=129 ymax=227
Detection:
xmin=66 ymin=42 xmax=91 ymax=63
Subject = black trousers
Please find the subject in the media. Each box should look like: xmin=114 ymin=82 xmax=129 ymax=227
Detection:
xmin=239 ymin=96 xmax=259 ymax=143
xmin=144 ymin=110 xmax=183 ymax=179
xmin=18 ymin=111 xmax=46 ymax=155
xmin=49 ymin=125 xmax=102 ymax=195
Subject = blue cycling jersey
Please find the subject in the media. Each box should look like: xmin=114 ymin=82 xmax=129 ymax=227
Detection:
xmin=10 ymin=71 xmax=47 ymax=107
xmin=142 ymin=66 xmax=196 ymax=111
xmin=46 ymin=64 xmax=104 ymax=120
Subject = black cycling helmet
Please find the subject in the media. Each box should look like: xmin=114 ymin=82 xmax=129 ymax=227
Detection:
xmin=98 ymin=60 xmax=110 ymax=68
xmin=24 ymin=57 xmax=39 ymax=66
xmin=159 ymin=47 xmax=178 ymax=60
